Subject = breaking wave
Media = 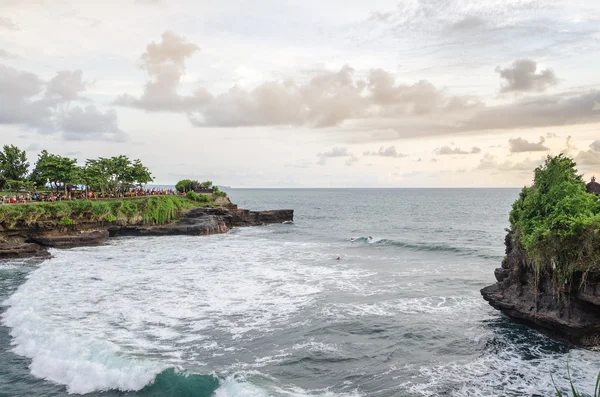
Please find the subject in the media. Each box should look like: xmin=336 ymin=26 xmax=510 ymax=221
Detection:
xmin=348 ymin=236 xmax=499 ymax=258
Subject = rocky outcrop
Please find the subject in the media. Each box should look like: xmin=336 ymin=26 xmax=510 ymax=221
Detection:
xmin=481 ymin=231 xmax=600 ymax=347
xmin=0 ymin=207 xmax=293 ymax=260
xmin=30 ymin=230 xmax=110 ymax=248
xmin=0 ymin=236 xmax=50 ymax=259
xmin=228 ymin=209 xmax=294 ymax=227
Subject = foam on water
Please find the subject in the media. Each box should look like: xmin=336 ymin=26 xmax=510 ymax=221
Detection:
xmin=1 ymin=231 xmax=376 ymax=394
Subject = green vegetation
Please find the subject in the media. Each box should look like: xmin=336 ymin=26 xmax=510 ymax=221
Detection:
xmin=0 ymin=144 xmax=153 ymax=195
xmin=553 ymin=367 xmax=600 ymax=396
xmin=510 ymin=154 xmax=600 ymax=289
xmin=0 ymin=196 xmax=206 ymax=228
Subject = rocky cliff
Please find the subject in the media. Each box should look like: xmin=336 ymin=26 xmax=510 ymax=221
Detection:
xmin=0 ymin=207 xmax=293 ymax=260
xmin=481 ymin=231 xmax=600 ymax=347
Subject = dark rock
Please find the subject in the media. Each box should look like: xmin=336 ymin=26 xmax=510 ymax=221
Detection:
xmin=109 ymin=208 xmax=232 ymax=237
xmin=30 ymin=230 xmax=109 ymax=248
xmin=228 ymin=209 xmax=294 ymax=227
xmin=481 ymin=231 xmax=600 ymax=347
xmin=494 ymin=268 xmax=509 ymax=282
xmin=0 ymin=236 xmax=50 ymax=259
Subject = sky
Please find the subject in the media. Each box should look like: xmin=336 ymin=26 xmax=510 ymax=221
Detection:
xmin=1 ymin=0 xmax=600 ymax=187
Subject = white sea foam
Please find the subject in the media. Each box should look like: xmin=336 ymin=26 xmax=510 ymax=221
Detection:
xmin=1 ymin=231 xmax=375 ymax=394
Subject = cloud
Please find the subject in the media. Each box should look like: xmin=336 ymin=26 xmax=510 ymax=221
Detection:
xmin=116 ymin=33 xmax=479 ymax=128
xmin=45 ymin=70 xmax=87 ymax=103
xmin=477 ymin=154 xmax=545 ymax=173
xmin=363 ymin=145 xmax=406 ymax=158
xmin=114 ymin=31 xmax=210 ymax=112
xmin=0 ymin=16 xmax=18 ymax=30
xmin=115 ymin=33 xmax=600 ymax=137
xmin=575 ymin=140 xmax=600 ymax=167
xmin=60 ymin=105 xmax=126 ymax=141
xmin=317 ymin=147 xmax=358 ymax=165
xmin=446 ymin=16 xmax=486 ymax=32
xmin=435 ymin=146 xmax=481 ymax=155
xmin=546 ymin=132 xmax=558 ymax=138
xmin=496 ymin=59 xmax=558 ymax=93
xmin=0 ymin=49 xmax=16 ymax=59
xmin=508 ymin=136 xmax=549 ymax=153
xmin=461 ymin=90 xmax=600 ymax=132
xmin=0 ymin=64 xmax=125 ymax=141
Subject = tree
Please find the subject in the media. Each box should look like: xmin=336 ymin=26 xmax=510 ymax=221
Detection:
xmin=175 ymin=179 xmax=201 ymax=193
xmin=130 ymin=159 xmax=153 ymax=187
xmin=30 ymin=150 xmax=78 ymax=193
xmin=0 ymin=145 xmax=29 ymax=181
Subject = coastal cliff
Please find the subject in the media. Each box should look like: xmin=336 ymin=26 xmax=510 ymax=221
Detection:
xmin=481 ymin=155 xmax=600 ymax=347
xmin=481 ymin=231 xmax=600 ymax=347
xmin=0 ymin=199 xmax=293 ymax=260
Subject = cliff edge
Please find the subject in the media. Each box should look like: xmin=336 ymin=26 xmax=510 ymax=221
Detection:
xmin=0 ymin=204 xmax=293 ymax=260
xmin=481 ymin=231 xmax=600 ymax=347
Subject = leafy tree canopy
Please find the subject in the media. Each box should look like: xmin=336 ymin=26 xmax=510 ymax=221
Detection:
xmin=510 ymin=154 xmax=600 ymax=284
xmin=0 ymin=145 xmax=29 ymax=181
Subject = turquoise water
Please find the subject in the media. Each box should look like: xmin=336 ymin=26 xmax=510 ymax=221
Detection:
xmin=1 ymin=189 xmax=599 ymax=396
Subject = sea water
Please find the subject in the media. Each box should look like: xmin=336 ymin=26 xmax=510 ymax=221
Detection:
xmin=1 ymin=189 xmax=599 ymax=397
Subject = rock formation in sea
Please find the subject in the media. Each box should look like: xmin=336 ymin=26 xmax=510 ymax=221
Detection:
xmin=481 ymin=231 xmax=600 ymax=347
xmin=482 ymin=161 xmax=600 ymax=347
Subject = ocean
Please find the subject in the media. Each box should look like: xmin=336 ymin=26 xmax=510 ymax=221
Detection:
xmin=1 ymin=189 xmax=599 ymax=397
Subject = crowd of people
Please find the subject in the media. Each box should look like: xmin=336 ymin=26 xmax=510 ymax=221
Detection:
xmin=0 ymin=187 xmax=183 ymax=205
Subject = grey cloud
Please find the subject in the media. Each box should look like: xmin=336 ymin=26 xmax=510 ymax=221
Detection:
xmin=446 ymin=16 xmax=486 ymax=32
xmin=363 ymin=145 xmax=406 ymax=158
xmin=461 ymin=90 xmax=600 ymax=132
xmin=496 ymin=59 xmax=558 ymax=93
xmin=435 ymin=146 xmax=481 ymax=155
xmin=0 ymin=16 xmax=18 ymax=30
xmin=0 ymin=49 xmax=16 ymax=59
xmin=317 ymin=147 xmax=357 ymax=165
xmin=0 ymin=64 xmax=125 ymax=141
xmin=508 ymin=136 xmax=549 ymax=153
xmin=575 ymin=141 xmax=600 ymax=167
xmin=45 ymin=70 xmax=87 ymax=103
xmin=60 ymin=105 xmax=125 ymax=141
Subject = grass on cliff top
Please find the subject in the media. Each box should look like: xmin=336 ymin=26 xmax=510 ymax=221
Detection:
xmin=0 ymin=195 xmax=214 ymax=228
xmin=509 ymin=154 xmax=600 ymax=287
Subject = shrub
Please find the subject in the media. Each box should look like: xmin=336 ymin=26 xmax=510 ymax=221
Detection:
xmin=106 ymin=214 xmax=117 ymax=223
xmin=186 ymin=191 xmax=198 ymax=200
xmin=59 ymin=217 xmax=73 ymax=226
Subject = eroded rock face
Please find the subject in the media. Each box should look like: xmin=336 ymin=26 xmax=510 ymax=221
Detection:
xmin=0 ymin=207 xmax=294 ymax=261
xmin=30 ymin=230 xmax=110 ymax=248
xmin=481 ymin=231 xmax=600 ymax=347
xmin=0 ymin=236 xmax=50 ymax=259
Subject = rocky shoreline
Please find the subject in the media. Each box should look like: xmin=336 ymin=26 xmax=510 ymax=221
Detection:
xmin=481 ymin=231 xmax=600 ymax=347
xmin=0 ymin=207 xmax=293 ymax=260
